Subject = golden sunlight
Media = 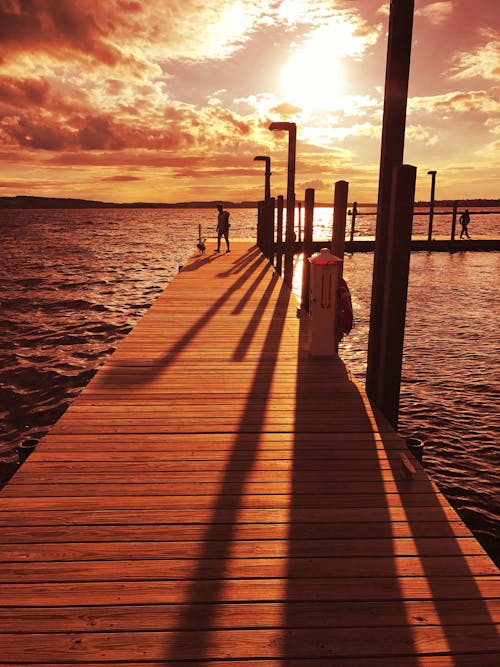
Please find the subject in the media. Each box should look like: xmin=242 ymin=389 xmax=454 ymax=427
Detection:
xmin=280 ymin=29 xmax=345 ymax=111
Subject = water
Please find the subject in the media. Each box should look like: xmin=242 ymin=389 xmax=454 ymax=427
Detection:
xmin=1 ymin=206 xmax=499 ymax=564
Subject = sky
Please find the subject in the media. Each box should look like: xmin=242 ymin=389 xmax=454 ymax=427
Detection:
xmin=0 ymin=0 xmax=499 ymax=204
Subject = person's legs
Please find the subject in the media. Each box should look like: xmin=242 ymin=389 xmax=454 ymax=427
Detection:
xmin=224 ymin=231 xmax=230 ymax=252
xmin=216 ymin=230 xmax=222 ymax=251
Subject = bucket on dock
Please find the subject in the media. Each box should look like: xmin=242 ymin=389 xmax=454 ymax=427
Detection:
xmin=405 ymin=436 xmax=424 ymax=463
xmin=17 ymin=438 xmax=38 ymax=463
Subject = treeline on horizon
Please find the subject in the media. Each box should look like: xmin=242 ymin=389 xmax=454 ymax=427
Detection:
xmin=1 ymin=195 xmax=499 ymax=210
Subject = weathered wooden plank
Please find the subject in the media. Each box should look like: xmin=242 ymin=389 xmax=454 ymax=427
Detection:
xmin=0 ymin=555 xmax=496 ymax=582
xmin=0 ymin=522 xmax=474 ymax=545
xmin=0 ymin=505 xmax=464 ymax=526
xmin=0 ymin=625 xmax=498 ymax=662
xmin=0 ymin=599 xmax=498 ymax=632
xmin=1 ymin=577 xmax=498 ymax=606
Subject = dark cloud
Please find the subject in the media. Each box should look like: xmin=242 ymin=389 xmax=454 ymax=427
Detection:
xmin=3 ymin=116 xmax=71 ymax=150
xmin=0 ymin=0 xmax=122 ymax=66
xmin=0 ymin=76 xmax=50 ymax=111
xmin=102 ymin=174 xmax=142 ymax=181
xmin=78 ymin=116 xmax=126 ymax=150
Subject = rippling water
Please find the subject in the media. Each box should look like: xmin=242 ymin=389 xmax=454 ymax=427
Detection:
xmin=1 ymin=206 xmax=499 ymax=564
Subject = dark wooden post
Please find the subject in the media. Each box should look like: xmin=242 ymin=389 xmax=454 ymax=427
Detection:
xmin=257 ymin=201 xmax=264 ymax=251
xmin=297 ymin=200 xmax=302 ymax=242
xmin=264 ymin=197 xmax=276 ymax=262
xmin=276 ymin=195 xmax=284 ymax=275
xmin=349 ymin=201 xmax=358 ymax=244
xmin=427 ymin=170 xmax=436 ymax=244
xmin=366 ymin=0 xmax=414 ymax=401
xmin=451 ymin=200 xmax=457 ymax=241
xmin=377 ymin=164 xmax=416 ymax=429
xmin=301 ymin=188 xmax=315 ymax=312
xmin=332 ymin=180 xmax=349 ymax=274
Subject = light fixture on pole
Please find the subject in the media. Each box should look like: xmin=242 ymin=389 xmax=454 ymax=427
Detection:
xmin=253 ymin=155 xmax=271 ymax=201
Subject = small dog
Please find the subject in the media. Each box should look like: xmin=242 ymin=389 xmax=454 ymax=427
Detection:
xmin=196 ymin=239 xmax=206 ymax=255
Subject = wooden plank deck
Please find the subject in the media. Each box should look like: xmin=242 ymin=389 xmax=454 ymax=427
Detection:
xmin=0 ymin=240 xmax=498 ymax=665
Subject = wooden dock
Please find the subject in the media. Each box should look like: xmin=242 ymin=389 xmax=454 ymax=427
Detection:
xmin=0 ymin=240 xmax=498 ymax=665
xmin=312 ymin=235 xmax=500 ymax=253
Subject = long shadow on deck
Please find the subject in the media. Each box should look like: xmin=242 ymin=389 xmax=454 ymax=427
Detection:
xmin=164 ymin=276 xmax=291 ymax=662
xmin=284 ymin=315 xmax=498 ymax=663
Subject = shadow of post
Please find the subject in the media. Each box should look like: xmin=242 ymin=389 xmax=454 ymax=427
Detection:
xmin=284 ymin=314 xmax=498 ymax=662
xmin=165 ymin=280 xmax=292 ymax=662
xmin=283 ymin=314 xmax=421 ymax=662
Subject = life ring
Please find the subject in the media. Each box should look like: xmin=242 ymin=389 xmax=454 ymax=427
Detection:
xmin=337 ymin=277 xmax=354 ymax=341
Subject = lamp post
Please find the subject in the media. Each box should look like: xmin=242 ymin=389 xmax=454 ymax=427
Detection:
xmin=427 ymin=170 xmax=437 ymax=243
xmin=253 ymin=155 xmax=271 ymax=201
xmin=269 ymin=121 xmax=296 ymax=286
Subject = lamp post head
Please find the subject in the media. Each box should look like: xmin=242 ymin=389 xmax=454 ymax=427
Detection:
xmin=269 ymin=121 xmax=295 ymax=131
xmin=253 ymin=155 xmax=268 ymax=162
xmin=427 ymin=170 xmax=437 ymax=176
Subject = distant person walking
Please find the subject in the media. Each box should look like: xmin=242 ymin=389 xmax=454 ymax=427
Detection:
xmin=215 ymin=204 xmax=230 ymax=252
xmin=459 ymin=208 xmax=471 ymax=239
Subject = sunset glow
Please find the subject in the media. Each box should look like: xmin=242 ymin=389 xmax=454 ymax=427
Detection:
xmin=0 ymin=0 xmax=498 ymax=203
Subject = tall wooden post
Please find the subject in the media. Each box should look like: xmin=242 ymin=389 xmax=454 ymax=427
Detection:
xmin=377 ymin=164 xmax=416 ymax=429
xmin=332 ymin=180 xmax=349 ymax=274
xmin=297 ymin=201 xmax=302 ymax=242
xmin=301 ymin=188 xmax=315 ymax=313
xmin=366 ymin=0 xmax=414 ymax=401
xmin=263 ymin=197 xmax=275 ymax=262
xmin=427 ymin=170 xmax=437 ymax=243
xmin=349 ymin=201 xmax=358 ymax=244
xmin=257 ymin=201 xmax=264 ymax=252
xmin=451 ymin=200 xmax=457 ymax=241
xmin=276 ymin=195 xmax=284 ymax=275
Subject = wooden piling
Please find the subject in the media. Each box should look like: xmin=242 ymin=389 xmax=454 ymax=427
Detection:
xmin=297 ymin=200 xmax=302 ymax=242
xmin=451 ymin=200 xmax=458 ymax=241
xmin=332 ymin=180 xmax=349 ymax=272
xmin=276 ymin=195 xmax=284 ymax=276
xmin=349 ymin=201 xmax=358 ymax=245
xmin=377 ymin=164 xmax=416 ymax=429
xmin=366 ymin=0 xmax=415 ymax=402
xmin=427 ymin=170 xmax=437 ymax=244
xmin=264 ymin=197 xmax=276 ymax=263
xmin=300 ymin=188 xmax=315 ymax=312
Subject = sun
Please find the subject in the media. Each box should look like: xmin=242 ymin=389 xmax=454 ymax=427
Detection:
xmin=280 ymin=32 xmax=344 ymax=112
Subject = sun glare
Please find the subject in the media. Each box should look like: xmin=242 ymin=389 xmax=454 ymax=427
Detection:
xmin=280 ymin=31 xmax=344 ymax=111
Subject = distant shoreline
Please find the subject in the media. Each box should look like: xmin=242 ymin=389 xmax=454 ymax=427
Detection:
xmin=1 ymin=195 xmax=499 ymax=210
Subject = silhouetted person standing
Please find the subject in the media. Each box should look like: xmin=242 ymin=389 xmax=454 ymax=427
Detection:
xmin=215 ymin=204 xmax=230 ymax=252
xmin=459 ymin=209 xmax=471 ymax=238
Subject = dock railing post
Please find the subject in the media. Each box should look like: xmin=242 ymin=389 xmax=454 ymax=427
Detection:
xmin=427 ymin=169 xmax=437 ymax=244
xmin=264 ymin=197 xmax=276 ymax=263
xmin=366 ymin=0 xmax=414 ymax=402
xmin=377 ymin=164 xmax=416 ymax=430
xmin=276 ymin=195 xmax=284 ymax=275
xmin=349 ymin=201 xmax=358 ymax=245
xmin=257 ymin=200 xmax=264 ymax=252
xmin=298 ymin=200 xmax=302 ymax=242
xmin=301 ymin=188 xmax=315 ymax=312
xmin=332 ymin=180 xmax=349 ymax=275
xmin=451 ymin=200 xmax=457 ymax=241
